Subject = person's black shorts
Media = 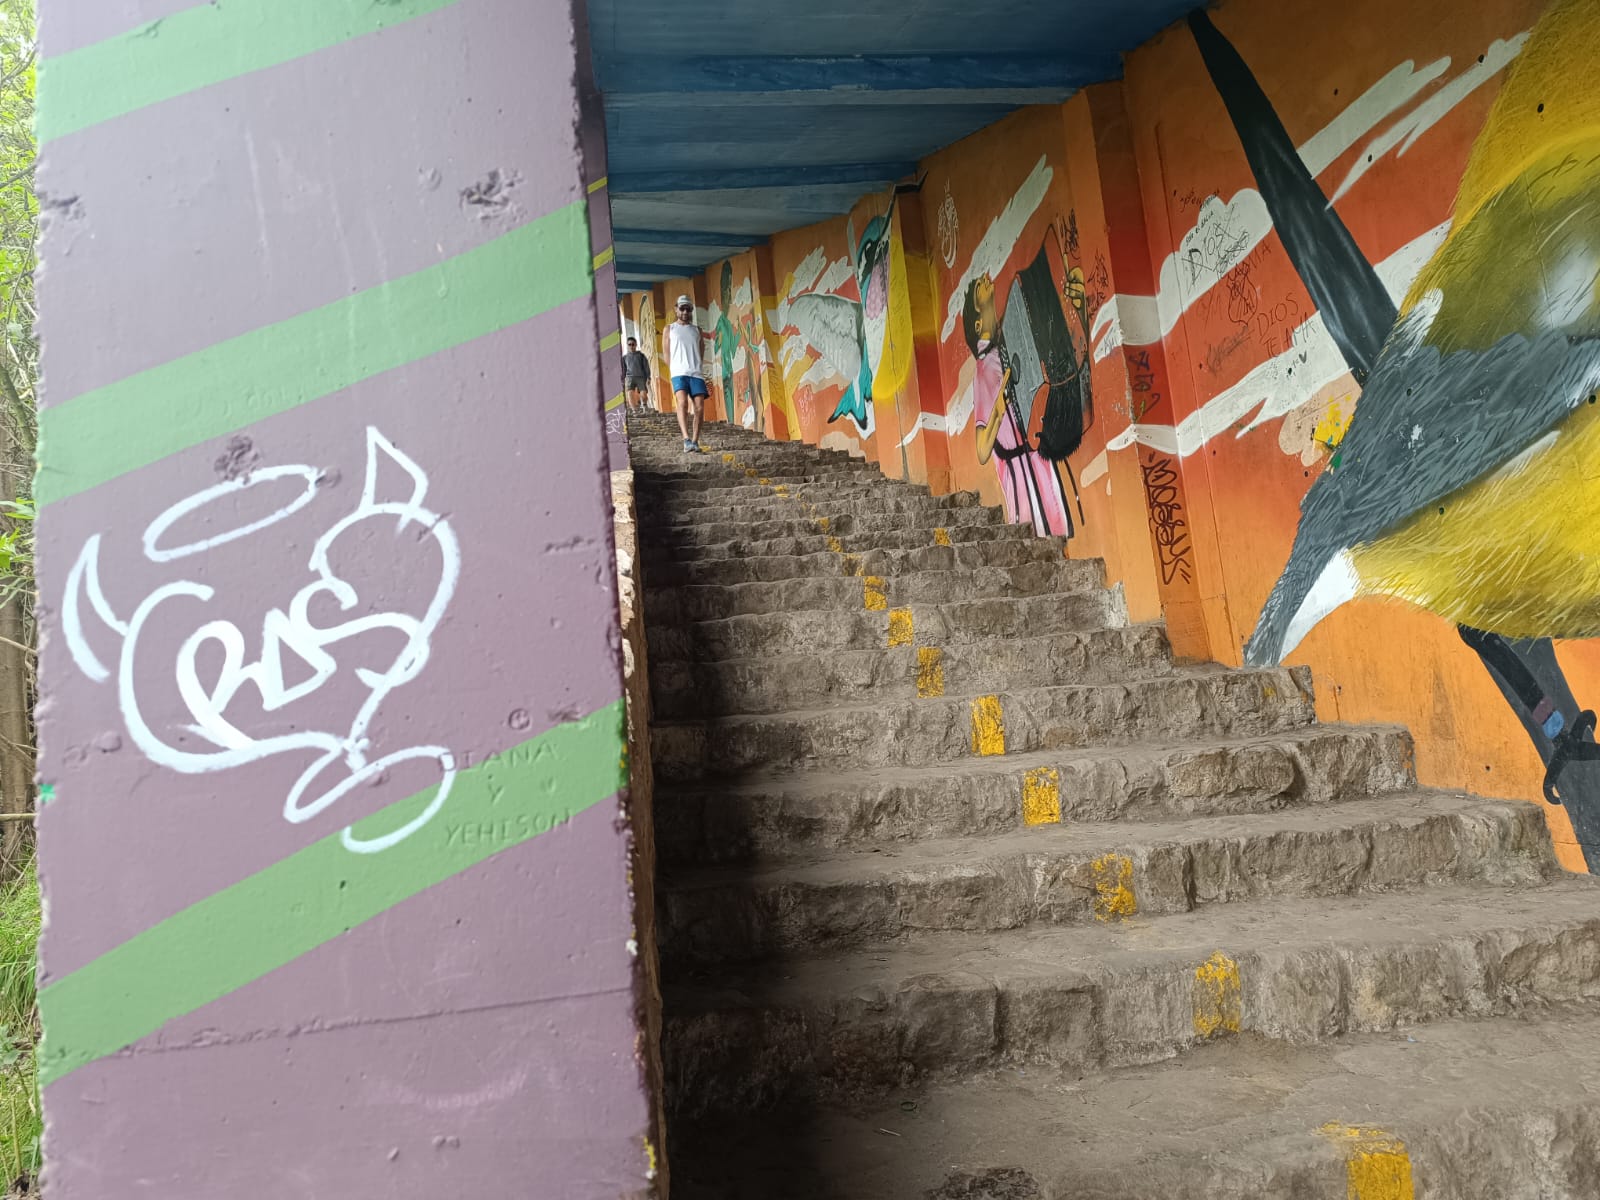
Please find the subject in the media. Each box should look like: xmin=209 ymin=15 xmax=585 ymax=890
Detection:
xmin=626 ymin=377 xmax=648 ymax=391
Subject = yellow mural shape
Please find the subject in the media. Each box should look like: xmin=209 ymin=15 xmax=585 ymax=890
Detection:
xmin=1021 ymin=767 xmax=1061 ymax=826
xmin=1312 ymin=401 xmax=1351 ymax=452
xmin=1090 ymin=853 xmax=1137 ymax=921
xmin=970 ymin=695 xmax=1006 ymax=756
xmin=1192 ymin=951 xmax=1242 ymax=1037
xmin=863 ymin=576 xmax=888 ymax=611
xmin=887 ymin=607 xmax=914 ymax=647
xmin=916 ymin=647 xmax=945 ymax=698
xmin=1318 ymin=1126 xmax=1416 ymax=1200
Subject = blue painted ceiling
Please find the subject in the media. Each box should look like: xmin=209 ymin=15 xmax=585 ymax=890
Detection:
xmin=588 ymin=0 xmax=1201 ymax=290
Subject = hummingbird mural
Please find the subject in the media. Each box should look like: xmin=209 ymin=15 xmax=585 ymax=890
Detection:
xmin=786 ymin=201 xmax=898 ymax=436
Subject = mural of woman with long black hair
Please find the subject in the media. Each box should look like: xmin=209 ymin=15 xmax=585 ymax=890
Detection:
xmin=961 ymin=223 xmax=1092 ymax=538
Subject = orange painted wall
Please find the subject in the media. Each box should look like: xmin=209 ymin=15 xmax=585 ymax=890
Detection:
xmin=659 ymin=0 xmax=1600 ymax=870
xmin=1105 ymin=0 xmax=1596 ymax=869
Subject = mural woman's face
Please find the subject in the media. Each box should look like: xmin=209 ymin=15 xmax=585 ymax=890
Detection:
xmin=972 ymin=275 xmax=998 ymax=342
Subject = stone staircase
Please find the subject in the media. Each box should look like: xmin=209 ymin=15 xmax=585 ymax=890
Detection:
xmin=626 ymin=413 xmax=1600 ymax=1199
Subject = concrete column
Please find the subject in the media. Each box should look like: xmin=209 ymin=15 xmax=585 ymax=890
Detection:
xmin=35 ymin=1 xmax=655 ymax=1195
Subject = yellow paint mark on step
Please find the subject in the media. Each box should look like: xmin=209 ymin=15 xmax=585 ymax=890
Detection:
xmin=759 ymin=477 xmax=772 ymax=486
xmin=933 ymin=527 xmax=952 ymax=546
xmin=827 ymin=536 xmax=844 ymax=554
xmin=916 ymin=647 xmax=945 ymax=698
xmin=863 ymin=576 xmax=888 ymax=611
xmin=745 ymin=468 xmax=758 ymax=478
xmin=774 ymin=485 xmax=789 ymax=496
xmin=842 ymin=554 xmax=864 ymax=577
xmin=1021 ymin=767 xmax=1061 ymax=826
xmin=887 ymin=607 xmax=914 ymax=647
xmin=1090 ymin=852 xmax=1136 ymax=921
xmin=1192 ymin=951 xmax=1241 ymax=1038
xmin=970 ymin=695 xmax=1006 ymax=756
xmin=722 ymin=453 xmax=736 ymax=464
xmin=1318 ymin=1126 xmax=1415 ymax=1200
xmin=816 ymin=516 xmax=831 ymax=532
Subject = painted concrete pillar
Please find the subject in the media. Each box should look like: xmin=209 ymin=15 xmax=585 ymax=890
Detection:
xmin=35 ymin=1 xmax=655 ymax=1196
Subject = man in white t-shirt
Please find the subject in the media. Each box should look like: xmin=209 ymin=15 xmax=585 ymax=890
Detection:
xmin=665 ymin=294 xmax=708 ymax=453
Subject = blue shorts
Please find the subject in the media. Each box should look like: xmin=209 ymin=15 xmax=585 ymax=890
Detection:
xmin=671 ymin=375 xmax=709 ymax=399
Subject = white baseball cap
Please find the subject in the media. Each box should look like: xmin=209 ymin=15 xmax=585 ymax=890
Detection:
xmin=676 ymin=294 xmax=693 ymax=308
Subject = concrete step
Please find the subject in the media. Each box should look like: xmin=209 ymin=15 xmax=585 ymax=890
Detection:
xmin=650 ymin=665 xmax=1315 ymax=781
xmin=638 ymin=480 xmax=904 ymax=511
xmin=644 ymin=559 xmax=1107 ymax=625
xmin=665 ymin=1003 xmax=1600 ymax=1198
xmin=639 ymin=521 xmax=1041 ymax=566
xmin=663 ymin=873 xmax=1596 ymax=1121
xmin=640 ymin=490 xmax=997 ymax=528
xmin=648 ymin=624 xmax=1172 ymax=719
xmin=645 ymin=590 xmax=1130 ymax=663
xmin=658 ymin=794 xmax=1553 ymax=967
xmin=654 ymin=724 xmax=1416 ymax=864
xmin=644 ymin=506 xmax=1007 ymax=548
xmin=637 ymin=466 xmax=895 ymax=491
xmin=646 ymin=536 xmax=1075 ymax=588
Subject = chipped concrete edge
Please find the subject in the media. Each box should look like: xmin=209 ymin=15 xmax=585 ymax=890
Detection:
xmin=613 ymin=467 xmax=670 ymax=1197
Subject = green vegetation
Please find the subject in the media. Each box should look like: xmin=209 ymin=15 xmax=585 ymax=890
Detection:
xmin=0 ymin=0 xmax=36 ymax=1193
xmin=0 ymin=856 xmax=35 ymax=1192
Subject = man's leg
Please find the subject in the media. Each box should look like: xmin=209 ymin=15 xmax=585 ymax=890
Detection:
xmin=690 ymin=394 xmax=705 ymax=445
xmin=625 ymin=387 xmax=639 ymax=414
xmin=675 ymin=389 xmax=694 ymax=449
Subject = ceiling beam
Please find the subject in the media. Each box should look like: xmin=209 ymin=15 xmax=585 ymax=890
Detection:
xmin=612 ymin=243 xmax=737 ymax=268
xmin=611 ymin=162 xmax=916 ymax=193
xmin=617 ymin=262 xmax=698 ymax=279
xmin=614 ymin=227 xmax=766 ymax=247
xmin=598 ymin=54 xmax=1103 ymax=108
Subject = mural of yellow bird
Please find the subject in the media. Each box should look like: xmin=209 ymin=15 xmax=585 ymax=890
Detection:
xmin=1233 ymin=0 xmax=1600 ymax=665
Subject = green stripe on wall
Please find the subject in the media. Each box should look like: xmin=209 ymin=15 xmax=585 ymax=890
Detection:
xmin=38 ymin=0 xmax=464 ymax=143
xmin=39 ymin=699 xmax=627 ymax=1087
xmin=38 ymin=199 xmax=592 ymax=506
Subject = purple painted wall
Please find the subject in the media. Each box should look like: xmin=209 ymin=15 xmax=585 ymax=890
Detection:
xmin=35 ymin=1 xmax=654 ymax=1195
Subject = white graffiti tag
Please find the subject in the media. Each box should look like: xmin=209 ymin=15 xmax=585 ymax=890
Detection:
xmin=63 ymin=427 xmax=460 ymax=854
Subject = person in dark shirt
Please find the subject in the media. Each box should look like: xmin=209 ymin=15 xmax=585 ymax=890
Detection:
xmin=621 ymin=337 xmax=651 ymax=412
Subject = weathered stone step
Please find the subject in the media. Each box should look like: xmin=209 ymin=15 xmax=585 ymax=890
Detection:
xmin=646 ymin=537 xmax=1076 ymax=588
xmin=651 ymin=665 xmax=1314 ymax=780
xmin=637 ymin=465 xmax=889 ymax=491
xmin=639 ymin=520 xmax=1040 ymax=566
xmin=649 ymin=623 xmax=1170 ymax=720
xmin=637 ymin=478 xmax=896 ymax=508
xmin=644 ymin=559 xmax=1107 ymax=625
xmin=645 ymin=590 xmax=1129 ymax=663
xmin=665 ymin=1001 xmax=1600 ymax=1198
xmin=641 ymin=489 xmax=993 ymax=527
xmin=663 ymin=872 xmax=1594 ymax=1121
xmin=646 ymin=506 xmax=1005 ymax=548
xmin=654 ymin=724 xmax=1415 ymax=864
xmin=658 ymin=793 xmax=1551 ymax=967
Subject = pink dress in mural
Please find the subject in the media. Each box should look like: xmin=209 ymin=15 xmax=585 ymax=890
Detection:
xmin=973 ymin=343 xmax=1072 ymax=538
